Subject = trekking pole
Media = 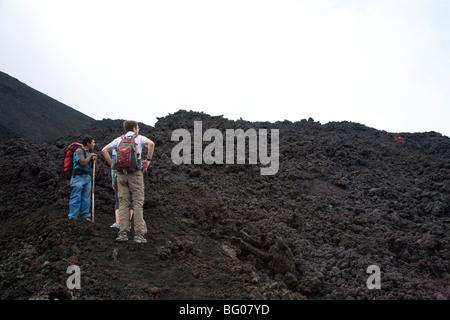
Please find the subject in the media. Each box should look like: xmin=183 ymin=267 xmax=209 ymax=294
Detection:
xmin=91 ymin=160 xmax=96 ymax=223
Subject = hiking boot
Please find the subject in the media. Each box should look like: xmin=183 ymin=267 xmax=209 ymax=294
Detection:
xmin=133 ymin=234 xmax=147 ymax=244
xmin=115 ymin=233 xmax=128 ymax=242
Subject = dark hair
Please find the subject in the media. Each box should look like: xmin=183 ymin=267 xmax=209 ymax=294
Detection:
xmin=82 ymin=137 xmax=94 ymax=146
xmin=123 ymin=120 xmax=138 ymax=132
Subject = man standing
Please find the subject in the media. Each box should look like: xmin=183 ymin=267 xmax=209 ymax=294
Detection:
xmin=69 ymin=137 xmax=97 ymax=220
xmin=102 ymin=120 xmax=155 ymax=243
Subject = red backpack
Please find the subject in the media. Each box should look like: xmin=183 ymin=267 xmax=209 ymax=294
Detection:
xmin=112 ymin=135 xmax=141 ymax=173
xmin=63 ymin=142 xmax=83 ymax=180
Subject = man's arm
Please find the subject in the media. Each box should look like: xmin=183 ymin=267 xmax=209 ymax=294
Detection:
xmin=77 ymin=148 xmax=97 ymax=166
xmin=79 ymin=153 xmax=97 ymax=166
xmin=145 ymin=138 xmax=155 ymax=160
xmin=142 ymin=139 xmax=155 ymax=173
xmin=102 ymin=144 xmax=113 ymax=166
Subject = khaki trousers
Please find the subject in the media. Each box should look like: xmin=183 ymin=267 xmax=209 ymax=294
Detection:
xmin=117 ymin=170 xmax=147 ymax=237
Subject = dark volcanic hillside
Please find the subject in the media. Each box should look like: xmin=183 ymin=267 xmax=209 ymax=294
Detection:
xmin=0 ymin=110 xmax=449 ymax=300
xmin=0 ymin=71 xmax=95 ymax=142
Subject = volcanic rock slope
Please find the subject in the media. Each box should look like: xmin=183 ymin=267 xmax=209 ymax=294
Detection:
xmin=0 ymin=71 xmax=95 ymax=142
xmin=0 ymin=110 xmax=449 ymax=300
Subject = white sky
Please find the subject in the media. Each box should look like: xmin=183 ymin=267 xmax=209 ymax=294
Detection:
xmin=1 ymin=0 xmax=449 ymax=136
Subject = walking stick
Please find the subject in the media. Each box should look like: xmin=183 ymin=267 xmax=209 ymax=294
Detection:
xmin=91 ymin=160 xmax=96 ymax=223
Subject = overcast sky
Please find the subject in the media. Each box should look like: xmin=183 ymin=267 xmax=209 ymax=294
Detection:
xmin=1 ymin=0 xmax=449 ymax=136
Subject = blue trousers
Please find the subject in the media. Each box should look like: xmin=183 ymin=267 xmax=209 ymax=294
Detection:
xmin=68 ymin=175 xmax=92 ymax=219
